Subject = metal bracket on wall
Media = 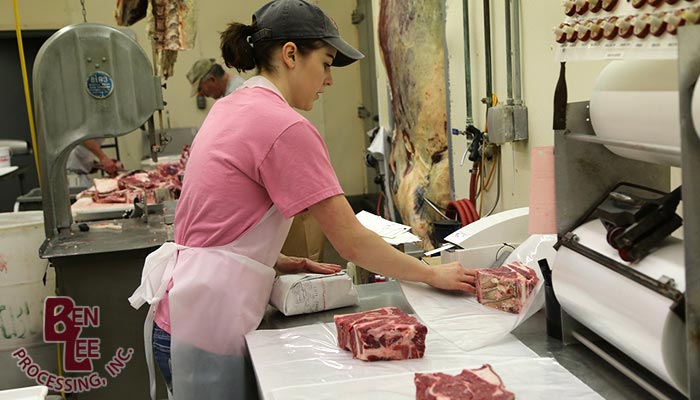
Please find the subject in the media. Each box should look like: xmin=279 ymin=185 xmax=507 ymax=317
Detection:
xmin=351 ymin=9 xmax=364 ymax=24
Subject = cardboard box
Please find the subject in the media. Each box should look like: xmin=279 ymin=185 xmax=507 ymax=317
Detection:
xmin=281 ymin=211 xmax=326 ymax=262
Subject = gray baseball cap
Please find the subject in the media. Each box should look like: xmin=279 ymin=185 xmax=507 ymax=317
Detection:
xmin=186 ymin=58 xmax=216 ymax=97
xmin=249 ymin=0 xmax=364 ymax=67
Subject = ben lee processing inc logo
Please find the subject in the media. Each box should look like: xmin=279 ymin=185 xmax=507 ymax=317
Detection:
xmin=11 ymin=297 xmax=134 ymax=393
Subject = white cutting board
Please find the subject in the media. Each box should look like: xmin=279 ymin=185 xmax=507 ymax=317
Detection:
xmin=71 ymin=197 xmax=133 ymax=221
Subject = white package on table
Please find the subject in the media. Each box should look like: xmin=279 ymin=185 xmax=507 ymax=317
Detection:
xmin=269 ymin=272 xmax=359 ymax=316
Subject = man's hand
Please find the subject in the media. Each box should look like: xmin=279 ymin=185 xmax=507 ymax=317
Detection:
xmin=98 ymin=157 xmax=124 ymax=176
xmin=275 ymin=255 xmax=342 ymax=275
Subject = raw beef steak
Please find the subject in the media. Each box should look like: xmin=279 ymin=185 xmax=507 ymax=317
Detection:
xmin=334 ymin=307 xmax=427 ymax=361
xmin=476 ymin=262 xmax=539 ymax=314
xmin=415 ymin=364 xmax=515 ymax=400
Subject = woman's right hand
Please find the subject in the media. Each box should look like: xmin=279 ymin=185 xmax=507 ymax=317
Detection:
xmin=425 ymin=262 xmax=477 ymax=294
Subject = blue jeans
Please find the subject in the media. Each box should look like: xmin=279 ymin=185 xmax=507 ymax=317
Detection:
xmin=152 ymin=322 xmax=173 ymax=392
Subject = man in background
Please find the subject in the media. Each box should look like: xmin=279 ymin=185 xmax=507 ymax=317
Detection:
xmin=66 ymin=139 xmax=123 ymax=188
xmin=186 ymin=58 xmax=245 ymax=99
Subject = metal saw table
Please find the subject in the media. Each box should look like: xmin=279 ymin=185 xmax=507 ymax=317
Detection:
xmin=40 ymin=204 xmax=175 ymax=400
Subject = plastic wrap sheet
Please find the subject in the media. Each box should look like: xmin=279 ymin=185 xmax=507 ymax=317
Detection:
xmin=268 ymin=358 xmax=602 ymax=400
xmin=245 ymin=322 xmax=538 ymax=400
xmin=401 ymin=235 xmax=557 ymax=351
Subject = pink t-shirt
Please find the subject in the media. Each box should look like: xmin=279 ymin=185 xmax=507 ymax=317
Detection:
xmin=175 ymin=84 xmax=342 ymax=246
xmin=155 ymin=78 xmax=343 ymax=332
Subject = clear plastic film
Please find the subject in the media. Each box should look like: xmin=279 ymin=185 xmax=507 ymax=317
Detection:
xmin=245 ymin=322 xmax=601 ymax=400
xmin=400 ymin=234 xmax=557 ymax=352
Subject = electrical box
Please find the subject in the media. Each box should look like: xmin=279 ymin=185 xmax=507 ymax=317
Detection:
xmin=487 ymin=104 xmax=514 ymax=144
xmin=513 ymin=104 xmax=529 ymax=142
xmin=487 ymin=104 xmax=529 ymax=144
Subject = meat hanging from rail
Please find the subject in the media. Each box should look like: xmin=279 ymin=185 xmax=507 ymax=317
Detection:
xmin=115 ymin=0 xmax=196 ymax=78
xmin=378 ymin=0 xmax=451 ymax=249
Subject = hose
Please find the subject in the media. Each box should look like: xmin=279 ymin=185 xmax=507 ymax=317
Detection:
xmin=447 ymin=198 xmax=480 ymax=227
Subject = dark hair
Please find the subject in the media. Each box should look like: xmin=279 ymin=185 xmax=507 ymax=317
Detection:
xmin=221 ymin=22 xmax=326 ymax=74
xmin=207 ymin=63 xmax=226 ymax=79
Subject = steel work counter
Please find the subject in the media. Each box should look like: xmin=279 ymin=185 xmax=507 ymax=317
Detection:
xmin=256 ymin=281 xmax=670 ymax=400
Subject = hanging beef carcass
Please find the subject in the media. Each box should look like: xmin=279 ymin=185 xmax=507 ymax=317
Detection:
xmin=378 ymin=0 xmax=451 ymax=249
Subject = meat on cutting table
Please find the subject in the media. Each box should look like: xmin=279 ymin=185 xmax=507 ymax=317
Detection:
xmin=334 ymin=307 xmax=427 ymax=361
xmin=475 ymin=262 xmax=539 ymax=314
xmin=77 ymin=145 xmax=189 ymax=205
xmin=415 ymin=364 xmax=515 ymax=400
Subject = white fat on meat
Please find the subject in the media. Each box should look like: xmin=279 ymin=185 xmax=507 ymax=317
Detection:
xmin=476 ymin=261 xmax=539 ymax=314
xmin=93 ymin=178 xmax=119 ymax=194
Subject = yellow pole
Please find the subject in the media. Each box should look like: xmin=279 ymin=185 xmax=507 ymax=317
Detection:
xmin=12 ymin=0 xmax=41 ymax=184
xmin=56 ymin=343 xmax=67 ymax=399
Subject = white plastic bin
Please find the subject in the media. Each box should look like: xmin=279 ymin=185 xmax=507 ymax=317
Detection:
xmin=0 ymin=386 xmax=48 ymax=400
xmin=0 ymin=212 xmax=57 ymax=390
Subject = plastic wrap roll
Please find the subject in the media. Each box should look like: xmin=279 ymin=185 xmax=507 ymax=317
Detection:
xmin=552 ymin=220 xmax=687 ymax=394
xmin=589 ymin=60 xmax=681 ymax=167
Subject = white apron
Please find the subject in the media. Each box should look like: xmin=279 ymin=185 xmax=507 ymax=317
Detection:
xmin=129 ymin=205 xmax=293 ymax=400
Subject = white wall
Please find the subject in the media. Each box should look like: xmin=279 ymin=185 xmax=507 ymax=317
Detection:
xmin=0 ymin=0 xmax=367 ymax=195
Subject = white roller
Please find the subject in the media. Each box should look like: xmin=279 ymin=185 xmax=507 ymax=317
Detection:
xmin=589 ymin=60 xmax=681 ymax=167
xmin=692 ymin=78 xmax=700 ymax=141
xmin=552 ymin=220 xmax=687 ymax=394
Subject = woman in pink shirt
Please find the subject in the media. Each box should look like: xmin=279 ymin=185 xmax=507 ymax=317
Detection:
xmin=130 ymin=1 xmax=477 ymax=398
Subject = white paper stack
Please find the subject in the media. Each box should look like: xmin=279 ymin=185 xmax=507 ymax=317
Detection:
xmin=355 ymin=210 xmax=420 ymax=244
xmin=269 ymin=272 xmax=359 ymax=316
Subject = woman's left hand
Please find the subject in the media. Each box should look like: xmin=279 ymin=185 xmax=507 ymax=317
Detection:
xmin=275 ymin=255 xmax=342 ymax=275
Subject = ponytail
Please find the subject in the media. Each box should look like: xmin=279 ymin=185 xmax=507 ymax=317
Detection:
xmin=220 ymin=23 xmax=256 ymax=72
xmin=221 ymin=21 xmax=327 ymax=74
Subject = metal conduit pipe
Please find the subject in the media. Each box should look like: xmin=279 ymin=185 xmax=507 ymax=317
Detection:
xmin=513 ymin=0 xmax=523 ymax=105
xmin=483 ymin=0 xmax=493 ymax=105
xmin=485 ymin=146 xmax=502 ymax=217
xmin=463 ymin=0 xmax=474 ymax=124
xmin=505 ymin=0 xmax=513 ymax=105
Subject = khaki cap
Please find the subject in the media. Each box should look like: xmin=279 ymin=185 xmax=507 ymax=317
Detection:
xmin=186 ymin=58 xmax=216 ymax=97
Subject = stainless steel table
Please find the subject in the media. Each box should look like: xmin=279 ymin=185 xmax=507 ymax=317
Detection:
xmin=256 ymin=281 xmax=669 ymax=400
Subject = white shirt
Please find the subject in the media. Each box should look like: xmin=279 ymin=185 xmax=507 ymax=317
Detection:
xmin=66 ymin=138 xmax=104 ymax=174
xmin=225 ymin=75 xmax=246 ymax=96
